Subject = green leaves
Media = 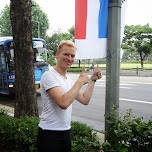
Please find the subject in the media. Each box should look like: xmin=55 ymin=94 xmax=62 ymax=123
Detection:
xmin=71 ymin=121 xmax=102 ymax=152
xmin=45 ymin=26 xmax=75 ymax=56
xmin=0 ymin=114 xmax=39 ymax=152
xmin=122 ymin=24 xmax=152 ymax=66
xmin=0 ymin=112 xmax=101 ymax=152
xmin=0 ymin=0 xmax=49 ymax=38
xmin=0 ymin=4 xmax=12 ymax=36
xmin=102 ymin=109 xmax=152 ymax=152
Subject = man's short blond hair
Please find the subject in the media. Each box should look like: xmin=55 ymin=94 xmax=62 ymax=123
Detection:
xmin=57 ymin=40 xmax=77 ymax=53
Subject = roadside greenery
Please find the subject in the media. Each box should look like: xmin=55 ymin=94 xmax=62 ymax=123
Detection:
xmin=69 ymin=62 xmax=152 ymax=72
xmin=1 ymin=108 xmax=152 ymax=152
xmin=45 ymin=26 xmax=75 ymax=56
xmin=0 ymin=109 xmax=101 ymax=152
xmin=0 ymin=0 xmax=49 ymax=38
xmin=122 ymin=24 xmax=152 ymax=68
xmin=102 ymin=109 xmax=152 ymax=152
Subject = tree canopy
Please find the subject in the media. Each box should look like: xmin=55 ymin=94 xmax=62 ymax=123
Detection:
xmin=44 ymin=26 xmax=74 ymax=66
xmin=46 ymin=26 xmax=75 ymax=55
xmin=0 ymin=5 xmax=11 ymax=36
xmin=0 ymin=0 xmax=49 ymax=38
xmin=122 ymin=24 xmax=152 ymax=67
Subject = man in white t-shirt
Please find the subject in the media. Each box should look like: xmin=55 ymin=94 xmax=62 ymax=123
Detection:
xmin=37 ymin=40 xmax=102 ymax=152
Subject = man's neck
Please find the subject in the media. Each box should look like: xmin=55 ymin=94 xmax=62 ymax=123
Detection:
xmin=54 ymin=66 xmax=67 ymax=77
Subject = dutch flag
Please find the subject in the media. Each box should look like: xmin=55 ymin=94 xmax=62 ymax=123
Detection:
xmin=75 ymin=0 xmax=109 ymax=59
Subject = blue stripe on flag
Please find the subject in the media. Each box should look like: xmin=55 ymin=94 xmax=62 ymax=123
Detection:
xmin=98 ymin=0 xmax=109 ymax=38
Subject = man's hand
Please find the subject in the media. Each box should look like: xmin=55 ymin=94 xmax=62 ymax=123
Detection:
xmin=78 ymin=67 xmax=89 ymax=85
xmin=91 ymin=65 xmax=102 ymax=81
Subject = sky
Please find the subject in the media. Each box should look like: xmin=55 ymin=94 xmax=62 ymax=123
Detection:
xmin=0 ymin=0 xmax=152 ymax=36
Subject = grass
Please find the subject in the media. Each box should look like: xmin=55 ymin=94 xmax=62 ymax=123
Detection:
xmin=121 ymin=63 xmax=152 ymax=69
xmin=71 ymin=62 xmax=152 ymax=70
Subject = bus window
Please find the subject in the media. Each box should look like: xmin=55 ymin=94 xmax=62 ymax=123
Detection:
xmin=5 ymin=42 xmax=15 ymax=73
xmin=33 ymin=41 xmax=47 ymax=68
xmin=0 ymin=45 xmax=4 ymax=53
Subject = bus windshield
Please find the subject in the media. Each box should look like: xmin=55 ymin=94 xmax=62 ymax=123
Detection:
xmin=6 ymin=40 xmax=48 ymax=73
xmin=34 ymin=47 xmax=48 ymax=68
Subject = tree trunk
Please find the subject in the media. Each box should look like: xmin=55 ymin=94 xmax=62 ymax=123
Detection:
xmin=139 ymin=52 xmax=144 ymax=70
xmin=10 ymin=0 xmax=38 ymax=118
xmin=78 ymin=60 xmax=80 ymax=68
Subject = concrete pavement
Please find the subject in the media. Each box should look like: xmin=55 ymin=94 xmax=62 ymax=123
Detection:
xmin=88 ymin=69 xmax=152 ymax=77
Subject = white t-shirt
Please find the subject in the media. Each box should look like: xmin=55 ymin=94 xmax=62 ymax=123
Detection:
xmin=39 ymin=69 xmax=74 ymax=130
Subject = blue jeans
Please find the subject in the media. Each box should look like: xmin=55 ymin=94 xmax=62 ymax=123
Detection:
xmin=37 ymin=127 xmax=71 ymax=152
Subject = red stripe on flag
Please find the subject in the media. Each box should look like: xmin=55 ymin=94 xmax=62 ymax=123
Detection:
xmin=75 ymin=0 xmax=87 ymax=39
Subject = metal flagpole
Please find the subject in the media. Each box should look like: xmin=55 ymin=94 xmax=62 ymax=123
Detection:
xmin=105 ymin=0 xmax=121 ymax=140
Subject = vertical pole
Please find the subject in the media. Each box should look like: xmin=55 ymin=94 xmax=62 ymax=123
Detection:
xmin=136 ymin=66 xmax=138 ymax=74
xmin=78 ymin=60 xmax=80 ymax=68
xmin=105 ymin=0 xmax=121 ymax=140
xmin=38 ymin=22 xmax=40 ymax=38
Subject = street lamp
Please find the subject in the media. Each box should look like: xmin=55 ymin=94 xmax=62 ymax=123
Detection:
xmin=32 ymin=20 xmax=40 ymax=38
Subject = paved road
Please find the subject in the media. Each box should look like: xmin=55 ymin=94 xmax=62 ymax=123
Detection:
xmin=0 ymin=73 xmax=152 ymax=132
xmin=68 ymin=73 xmax=152 ymax=132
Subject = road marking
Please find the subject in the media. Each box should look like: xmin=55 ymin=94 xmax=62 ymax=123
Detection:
xmin=119 ymin=87 xmax=131 ymax=89
xmin=73 ymin=78 xmax=152 ymax=85
xmin=95 ymin=84 xmax=105 ymax=87
xmin=120 ymin=98 xmax=152 ymax=105
xmin=120 ymin=81 xmax=152 ymax=85
xmin=95 ymin=84 xmax=131 ymax=89
xmin=120 ymin=83 xmax=136 ymax=86
xmin=97 ymin=79 xmax=152 ymax=85
xmin=96 ymin=82 xmax=136 ymax=86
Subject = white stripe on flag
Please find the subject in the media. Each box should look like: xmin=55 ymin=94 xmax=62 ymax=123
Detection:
xmin=75 ymin=0 xmax=127 ymax=60
xmin=75 ymin=0 xmax=108 ymax=60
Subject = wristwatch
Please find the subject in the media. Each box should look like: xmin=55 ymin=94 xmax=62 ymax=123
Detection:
xmin=90 ymin=77 xmax=96 ymax=82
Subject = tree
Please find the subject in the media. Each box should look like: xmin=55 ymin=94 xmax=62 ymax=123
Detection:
xmin=31 ymin=0 xmax=49 ymax=38
xmin=122 ymin=24 xmax=152 ymax=67
xmin=10 ymin=0 xmax=38 ymax=118
xmin=137 ymin=42 xmax=152 ymax=66
xmin=0 ymin=5 xmax=11 ymax=36
xmin=46 ymin=26 xmax=75 ymax=56
xmin=0 ymin=0 xmax=49 ymax=38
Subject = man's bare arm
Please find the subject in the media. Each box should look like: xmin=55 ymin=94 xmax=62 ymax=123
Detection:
xmin=47 ymin=68 xmax=89 ymax=109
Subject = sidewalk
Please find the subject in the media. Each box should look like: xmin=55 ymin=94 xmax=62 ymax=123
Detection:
xmin=0 ymin=104 xmax=14 ymax=117
xmin=88 ymin=69 xmax=152 ymax=77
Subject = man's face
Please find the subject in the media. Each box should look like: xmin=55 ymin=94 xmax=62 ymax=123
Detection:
xmin=56 ymin=45 xmax=76 ymax=69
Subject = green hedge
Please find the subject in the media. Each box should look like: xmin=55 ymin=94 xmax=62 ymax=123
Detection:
xmin=102 ymin=109 xmax=152 ymax=152
xmin=0 ymin=109 xmax=101 ymax=152
xmin=67 ymin=67 xmax=90 ymax=72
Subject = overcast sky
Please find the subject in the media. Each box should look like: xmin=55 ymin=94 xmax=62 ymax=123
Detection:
xmin=0 ymin=0 xmax=152 ymax=35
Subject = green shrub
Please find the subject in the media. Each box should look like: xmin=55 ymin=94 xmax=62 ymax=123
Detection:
xmin=67 ymin=68 xmax=82 ymax=72
xmin=0 ymin=109 xmax=101 ymax=152
xmin=0 ymin=114 xmax=39 ymax=152
xmin=71 ymin=121 xmax=102 ymax=152
xmin=102 ymin=109 xmax=152 ymax=152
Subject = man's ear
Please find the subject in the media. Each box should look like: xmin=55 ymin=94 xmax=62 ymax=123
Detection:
xmin=56 ymin=52 xmax=59 ymax=59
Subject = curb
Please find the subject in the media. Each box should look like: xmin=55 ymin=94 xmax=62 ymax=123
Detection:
xmin=81 ymin=69 xmax=152 ymax=77
xmin=0 ymin=104 xmax=14 ymax=117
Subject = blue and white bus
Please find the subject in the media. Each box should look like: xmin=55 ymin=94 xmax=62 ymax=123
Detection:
xmin=0 ymin=37 xmax=49 ymax=95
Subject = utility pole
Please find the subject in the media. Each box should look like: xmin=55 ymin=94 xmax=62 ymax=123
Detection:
xmin=105 ymin=0 xmax=121 ymax=140
xmin=38 ymin=21 xmax=40 ymax=38
xmin=32 ymin=20 xmax=40 ymax=38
